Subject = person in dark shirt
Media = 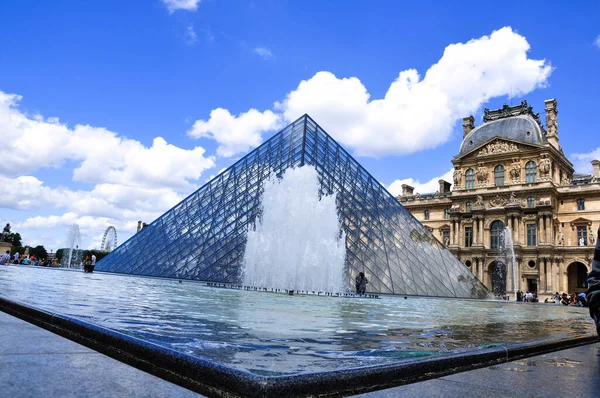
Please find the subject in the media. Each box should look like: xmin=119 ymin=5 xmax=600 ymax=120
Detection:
xmin=586 ymin=228 xmax=600 ymax=336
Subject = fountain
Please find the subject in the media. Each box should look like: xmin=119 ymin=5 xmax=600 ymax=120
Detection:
xmin=499 ymin=226 xmax=517 ymax=298
xmin=242 ymin=166 xmax=346 ymax=293
xmin=63 ymin=224 xmax=82 ymax=269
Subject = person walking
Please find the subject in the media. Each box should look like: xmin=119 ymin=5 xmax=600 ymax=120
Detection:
xmin=586 ymin=228 xmax=600 ymax=335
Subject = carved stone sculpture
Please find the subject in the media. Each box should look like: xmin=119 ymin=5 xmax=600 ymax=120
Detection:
xmin=539 ymin=156 xmax=551 ymax=180
xmin=579 ymin=237 xmax=585 ymax=246
xmin=568 ymin=238 xmax=572 ymax=246
xmin=510 ymin=160 xmax=521 ymax=182
xmin=474 ymin=195 xmax=484 ymax=207
xmin=476 ymin=164 xmax=488 ymax=185
xmin=589 ymin=229 xmax=595 ymax=245
xmin=477 ymin=140 xmax=519 ymax=157
xmin=453 ymin=168 xmax=462 ymax=187
xmin=508 ymin=191 xmax=519 ymax=205
xmin=557 ymin=231 xmax=564 ymax=246
xmin=489 ymin=194 xmax=507 ymax=208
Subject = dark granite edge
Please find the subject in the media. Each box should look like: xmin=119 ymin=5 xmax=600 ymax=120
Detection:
xmin=0 ymin=297 xmax=267 ymax=398
xmin=0 ymin=296 xmax=597 ymax=398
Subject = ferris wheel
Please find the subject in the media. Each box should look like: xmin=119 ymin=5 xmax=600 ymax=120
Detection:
xmin=101 ymin=226 xmax=118 ymax=252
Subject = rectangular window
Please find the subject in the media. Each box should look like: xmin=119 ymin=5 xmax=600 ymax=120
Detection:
xmin=577 ymin=199 xmax=585 ymax=211
xmin=577 ymin=226 xmax=588 ymax=245
xmin=424 ymin=210 xmax=430 ymax=220
xmin=465 ymin=227 xmax=473 ymax=247
xmin=444 ymin=209 xmax=450 ymax=219
xmin=442 ymin=230 xmax=450 ymax=246
xmin=527 ymin=224 xmax=537 ymax=246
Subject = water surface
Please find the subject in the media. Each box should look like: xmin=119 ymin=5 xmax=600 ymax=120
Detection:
xmin=0 ymin=266 xmax=594 ymax=376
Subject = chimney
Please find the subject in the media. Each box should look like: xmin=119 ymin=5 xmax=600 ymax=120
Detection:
xmin=592 ymin=160 xmax=600 ymax=178
xmin=462 ymin=116 xmax=475 ymax=138
xmin=438 ymin=179 xmax=451 ymax=194
xmin=401 ymin=184 xmax=414 ymax=197
xmin=544 ymin=99 xmax=559 ymax=149
xmin=137 ymin=221 xmax=142 ymax=233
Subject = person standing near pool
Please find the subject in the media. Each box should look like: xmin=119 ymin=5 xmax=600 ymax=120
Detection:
xmin=90 ymin=253 xmax=96 ymax=272
xmin=0 ymin=250 xmax=10 ymax=265
xmin=587 ymin=227 xmax=600 ymax=336
xmin=356 ymin=272 xmax=368 ymax=295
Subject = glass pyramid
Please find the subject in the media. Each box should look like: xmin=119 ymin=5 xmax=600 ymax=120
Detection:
xmin=97 ymin=115 xmax=490 ymax=298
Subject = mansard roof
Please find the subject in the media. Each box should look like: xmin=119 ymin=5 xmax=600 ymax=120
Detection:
xmin=459 ymin=101 xmax=547 ymax=156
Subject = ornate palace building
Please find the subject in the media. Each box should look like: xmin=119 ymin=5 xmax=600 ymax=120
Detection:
xmin=399 ymin=100 xmax=600 ymax=300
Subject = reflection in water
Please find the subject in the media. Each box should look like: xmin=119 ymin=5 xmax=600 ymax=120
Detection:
xmin=0 ymin=266 xmax=595 ymax=376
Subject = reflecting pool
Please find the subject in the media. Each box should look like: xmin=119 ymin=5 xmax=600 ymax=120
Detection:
xmin=0 ymin=266 xmax=595 ymax=376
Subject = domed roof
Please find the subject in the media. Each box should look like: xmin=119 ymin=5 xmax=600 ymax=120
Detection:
xmin=459 ymin=114 xmax=546 ymax=156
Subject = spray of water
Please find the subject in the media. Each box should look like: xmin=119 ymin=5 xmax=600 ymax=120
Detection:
xmin=63 ymin=224 xmax=82 ymax=269
xmin=242 ymin=166 xmax=347 ymax=293
xmin=502 ymin=226 xmax=517 ymax=295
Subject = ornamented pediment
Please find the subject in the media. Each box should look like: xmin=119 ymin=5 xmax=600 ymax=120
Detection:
xmin=570 ymin=217 xmax=593 ymax=227
xmin=477 ymin=139 xmax=519 ymax=157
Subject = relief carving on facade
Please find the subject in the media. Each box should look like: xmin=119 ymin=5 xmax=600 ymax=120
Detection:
xmin=539 ymin=155 xmax=552 ymax=180
xmin=489 ymin=194 xmax=507 ymax=208
xmin=477 ymin=140 xmax=519 ymax=157
xmin=557 ymin=231 xmax=565 ymax=246
xmin=509 ymin=159 xmax=521 ymax=182
xmin=476 ymin=163 xmax=488 ymax=185
xmin=474 ymin=195 xmax=484 ymax=207
xmin=453 ymin=168 xmax=462 ymax=187
xmin=508 ymin=191 xmax=519 ymax=205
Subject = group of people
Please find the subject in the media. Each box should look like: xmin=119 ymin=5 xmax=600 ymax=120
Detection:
xmin=550 ymin=291 xmax=589 ymax=307
xmin=0 ymin=250 xmax=96 ymax=272
xmin=515 ymin=290 xmax=539 ymax=302
xmin=0 ymin=251 xmax=59 ymax=267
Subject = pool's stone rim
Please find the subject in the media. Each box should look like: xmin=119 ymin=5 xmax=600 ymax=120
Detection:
xmin=0 ymin=296 xmax=597 ymax=397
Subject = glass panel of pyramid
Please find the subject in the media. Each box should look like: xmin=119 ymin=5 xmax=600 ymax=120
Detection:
xmin=96 ymin=115 xmax=490 ymax=298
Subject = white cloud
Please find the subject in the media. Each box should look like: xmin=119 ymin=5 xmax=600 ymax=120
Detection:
xmin=276 ymin=27 xmax=552 ymax=157
xmin=571 ymin=149 xmax=600 ymax=175
xmin=162 ymin=0 xmax=201 ymax=13
xmin=192 ymin=27 xmax=551 ymax=158
xmin=595 ymin=35 xmax=600 ymax=48
xmin=187 ymin=108 xmax=282 ymax=157
xmin=388 ymin=169 xmax=454 ymax=196
xmin=0 ymin=91 xmax=216 ymax=190
xmin=185 ymin=24 xmax=197 ymax=44
xmin=253 ymin=47 xmax=274 ymax=60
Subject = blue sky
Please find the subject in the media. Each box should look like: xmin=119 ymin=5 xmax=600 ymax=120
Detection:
xmin=1 ymin=0 xmax=599 ymax=251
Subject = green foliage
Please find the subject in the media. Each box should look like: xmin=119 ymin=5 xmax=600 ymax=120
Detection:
xmin=8 ymin=232 xmax=21 ymax=247
xmin=10 ymin=246 xmax=25 ymax=256
xmin=55 ymin=248 xmax=109 ymax=262
xmin=29 ymin=245 xmax=48 ymax=259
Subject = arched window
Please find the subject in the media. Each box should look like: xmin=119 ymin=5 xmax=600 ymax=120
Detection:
xmin=424 ymin=210 xmax=430 ymax=220
xmin=465 ymin=168 xmax=475 ymax=189
xmin=527 ymin=196 xmax=535 ymax=208
xmin=577 ymin=198 xmax=585 ymax=211
xmin=490 ymin=220 xmax=505 ymax=249
xmin=494 ymin=165 xmax=505 ymax=186
xmin=525 ymin=161 xmax=537 ymax=183
xmin=465 ymin=201 xmax=472 ymax=212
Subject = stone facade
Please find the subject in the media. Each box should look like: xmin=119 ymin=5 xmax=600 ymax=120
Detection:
xmin=399 ymin=100 xmax=600 ymax=300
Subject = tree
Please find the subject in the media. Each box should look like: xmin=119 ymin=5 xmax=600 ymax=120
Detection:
xmin=29 ymin=245 xmax=48 ymax=259
xmin=8 ymin=232 xmax=22 ymax=247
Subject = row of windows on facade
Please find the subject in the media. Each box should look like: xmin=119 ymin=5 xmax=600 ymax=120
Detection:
xmin=441 ymin=221 xmax=591 ymax=249
xmin=463 ymin=161 xmax=556 ymax=188
xmin=423 ymin=198 xmax=586 ymax=220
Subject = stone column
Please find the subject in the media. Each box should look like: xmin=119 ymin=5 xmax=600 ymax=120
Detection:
xmin=473 ymin=217 xmax=478 ymax=245
xmin=545 ymin=258 xmax=552 ymax=292
xmin=559 ymin=261 xmax=566 ymax=292
xmin=480 ymin=219 xmax=485 ymax=247
xmin=538 ymin=217 xmax=543 ymax=244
